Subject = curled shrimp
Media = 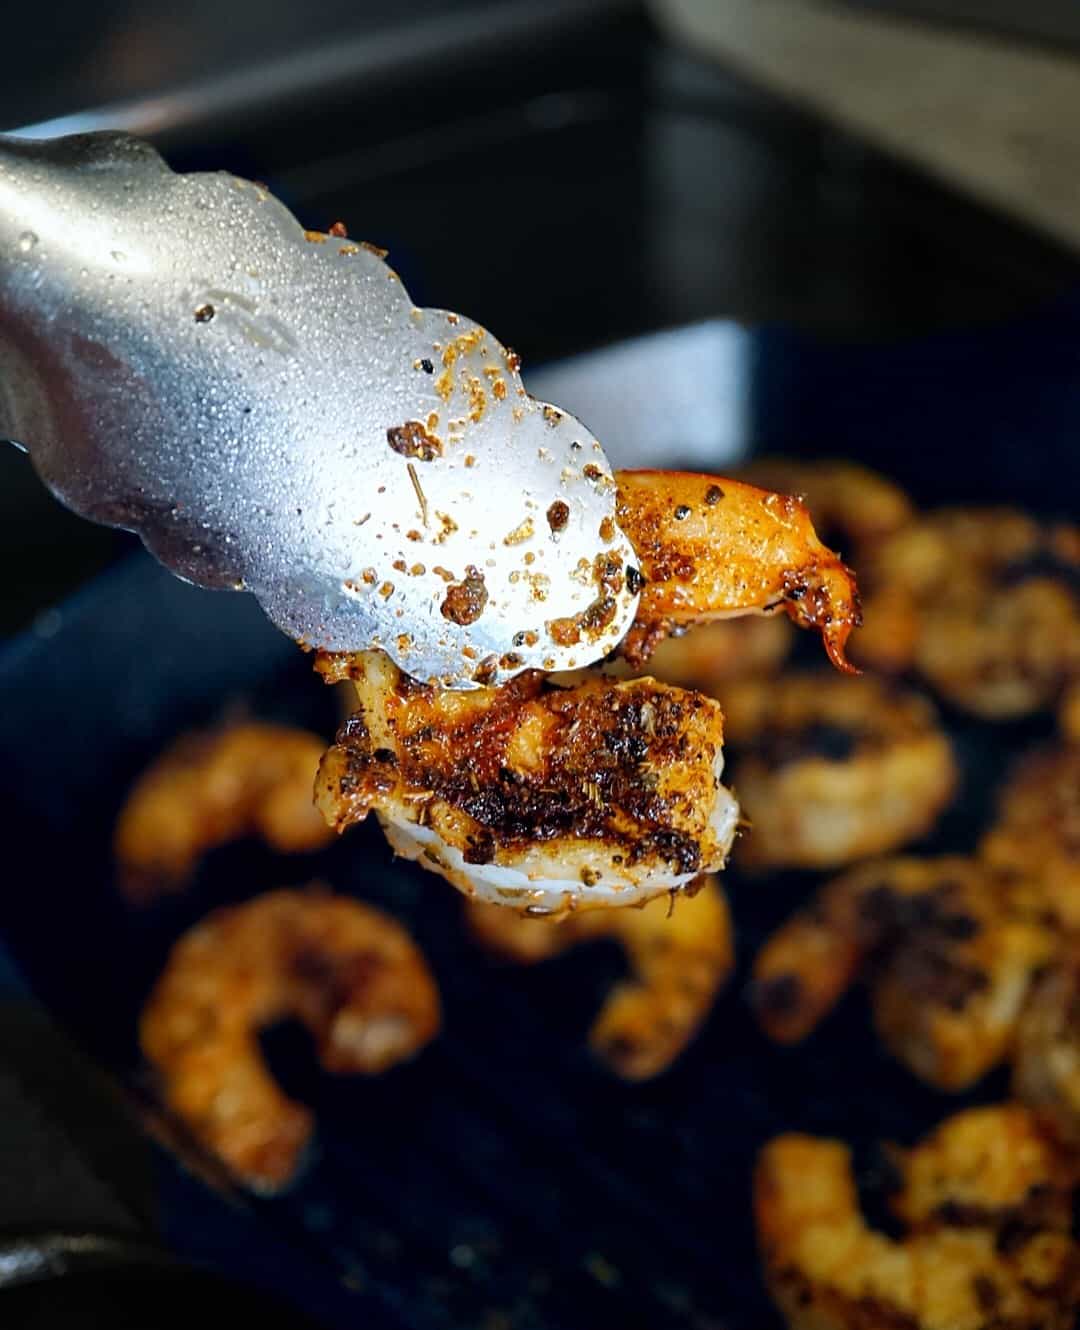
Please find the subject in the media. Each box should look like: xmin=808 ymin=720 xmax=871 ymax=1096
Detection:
xmin=751 ymin=856 xmax=1054 ymax=1090
xmin=115 ymin=722 xmax=334 ymax=898
xmin=756 ymin=1105 xmax=1080 ymax=1330
xmin=314 ymin=469 xmax=859 ymax=909
xmin=720 ymin=672 xmax=957 ymax=870
xmin=613 ymin=470 xmax=861 ymax=672
xmin=140 ymin=886 xmax=440 ymax=1191
xmin=465 ymin=875 xmax=732 ymax=1079
xmin=854 ymin=509 xmax=1080 ymax=718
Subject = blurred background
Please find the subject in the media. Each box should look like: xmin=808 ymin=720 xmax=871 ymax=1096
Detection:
xmin=5 ymin=0 xmax=1080 ymax=636
xmin=3 ymin=3 xmax=1080 ymax=1328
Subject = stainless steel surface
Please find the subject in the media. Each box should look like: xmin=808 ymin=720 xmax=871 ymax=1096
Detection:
xmin=0 ymin=132 xmax=637 ymax=685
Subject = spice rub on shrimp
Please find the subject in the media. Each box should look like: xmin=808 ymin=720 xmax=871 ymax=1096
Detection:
xmin=115 ymin=722 xmax=334 ymax=898
xmin=721 ymin=673 xmax=956 ymax=870
xmin=140 ymin=887 xmax=440 ymax=1191
xmin=756 ymin=1105 xmax=1080 ymax=1330
xmin=751 ymin=856 xmax=1054 ymax=1090
xmin=854 ymin=509 xmax=1080 ymax=717
xmin=613 ymin=470 xmax=861 ymax=673
xmin=316 ymin=650 xmax=738 ymax=913
xmin=465 ymin=875 xmax=732 ymax=1079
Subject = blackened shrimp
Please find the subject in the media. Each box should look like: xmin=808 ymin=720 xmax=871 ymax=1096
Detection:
xmin=315 ymin=650 xmax=738 ymax=913
xmin=756 ymin=1105 xmax=1080 ymax=1330
xmin=115 ymin=722 xmax=334 ymax=898
xmin=751 ymin=856 xmax=1054 ymax=1090
xmin=721 ymin=673 xmax=956 ymax=870
xmin=464 ymin=875 xmax=733 ymax=1079
xmin=139 ymin=886 xmax=440 ymax=1190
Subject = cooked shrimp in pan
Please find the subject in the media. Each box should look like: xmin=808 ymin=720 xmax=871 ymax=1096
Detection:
xmin=1013 ymin=950 xmax=1080 ymax=1153
xmin=751 ymin=856 xmax=1054 ymax=1090
xmin=465 ymin=875 xmax=733 ymax=1079
xmin=313 ymin=462 xmax=861 ymax=909
xmin=316 ymin=650 xmax=738 ymax=913
xmin=140 ymin=887 xmax=440 ymax=1191
xmin=115 ymin=722 xmax=334 ymax=898
xmin=854 ymin=509 xmax=1080 ymax=718
xmin=756 ymin=1105 xmax=1080 ymax=1330
xmin=980 ymin=744 xmax=1080 ymax=929
xmin=315 ymin=470 xmax=860 ymax=909
xmin=721 ymin=673 xmax=956 ymax=870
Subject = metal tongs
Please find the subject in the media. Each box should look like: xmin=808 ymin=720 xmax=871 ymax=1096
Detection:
xmin=0 ymin=132 xmax=638 ymax=687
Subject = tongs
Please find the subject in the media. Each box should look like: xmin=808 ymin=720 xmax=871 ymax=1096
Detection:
xmin=0 ymin=132 xmax=638 ymax=687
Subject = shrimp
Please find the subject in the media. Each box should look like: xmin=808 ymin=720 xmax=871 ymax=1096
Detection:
xmin=613 ymin=471 xmax=861 ymax=672
xmin=115 ymin=722 xmax=334 ymax=899
xmin=751 ymin=856 xmax=1054 ymax=1090
xmin=464 ymin=875 xmax=733 ymax=1079
xmin=139 ymin=886 xmax=440 ymax=1191
xmin=1013 ymin=951 xmax=1080 ymax=1153
xmin=720 ymin=673 xmax=957 ymax=870
xmin=315 ymin=650 xmax=738 ymax=913
xmin=756 ymin=1105 xmax=1080 ymax=1330
xmin=853 ymin=509 xmax=1080 ymax=718
xmin=980 ymin=744 xmax=1080 ymax=929
xmin=314 ymin=469 xmax=860 ymax=909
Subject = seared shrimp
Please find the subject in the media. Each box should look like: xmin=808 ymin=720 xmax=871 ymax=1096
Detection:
xmin=115 ymin=722 xmax=334 ymax=898
xmin=980 ymin=744 xmax=1080 ymax=930
xmin=316 ymin=650 xmax=738 ymax=913
xmin=1013 ymin=951 xmax=1080 ymax=1153
xmin=756 ymin=1105 xmax=1080 ymax=1330
xmin=855 ymin=509 xmax=1080 ymax=718
xmin=465 ymin=875 xmax=732 ymax=1079
xmin=613 ymin=470 xmax=860 ymax=672
xmin=752 ymin=856 xmax=1054 ymax=1090
xmin=140 ymin=887 xmax=440 ymax=1190
xmin=721 ymin=673 xmax=956 ymax=870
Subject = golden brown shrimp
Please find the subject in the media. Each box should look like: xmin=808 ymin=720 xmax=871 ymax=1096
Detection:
xmin=465 ymin=875 xmax=732 ymax=1079
xmin=1013 ymin=950 xmax=1080 ymax=1153
xmin=312 ymin=469 xmax=860 ymax=910
xmin=115 ymin=722 xmax=334 ymax=898
xmin=721 ymin=673 xmax=957 ymax=870
xmin=140 ymin=886 xmax=440 ymax=1191
xmin=854 ymin=509 xmax=1080 ymax=718
xmin=316 ymin=650 xmax=738 ymax=914
xmin=739 ymin=458 xmax=915 ymax=554
xmin=756 ymin=1105 xmax=1080 ymax=1330
xmin=752 ymin=856 xmax=1054 ymax=1090
xmin=980 ymin=744 xmax=1080 ymax=930
xmin=614 ymin=470 xmax=861 ymax=673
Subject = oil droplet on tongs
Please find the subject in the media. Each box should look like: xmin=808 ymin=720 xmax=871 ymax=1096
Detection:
xmin=16 ymin=231 xmax=37 ymax=253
